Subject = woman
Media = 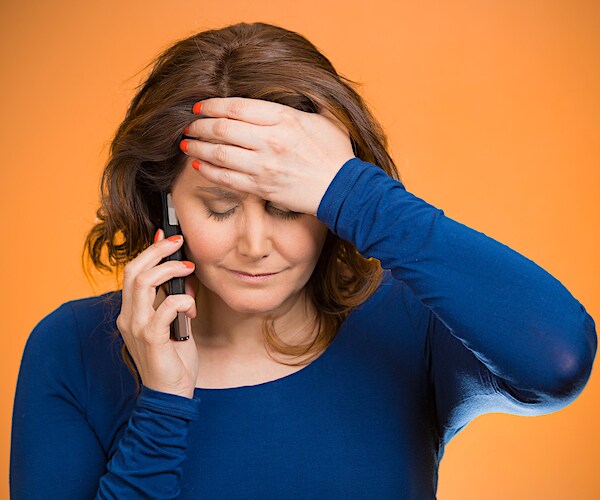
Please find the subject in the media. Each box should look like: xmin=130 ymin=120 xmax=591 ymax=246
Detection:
xmin=10 ymin=21 xmax=597 ymax=499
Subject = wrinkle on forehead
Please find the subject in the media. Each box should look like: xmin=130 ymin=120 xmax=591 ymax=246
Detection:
xmin=194 ymin=186 xmax=248 ymax=201
xmin=178 ymin=158 xmax=263 ymax=202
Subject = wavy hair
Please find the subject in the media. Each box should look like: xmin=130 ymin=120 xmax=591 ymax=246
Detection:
xmin=83 ymin=22 xmax=401 ymax=392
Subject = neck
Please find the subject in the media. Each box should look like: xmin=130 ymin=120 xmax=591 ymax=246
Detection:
xmin=190 ymin=283 xmax=317 ymax=355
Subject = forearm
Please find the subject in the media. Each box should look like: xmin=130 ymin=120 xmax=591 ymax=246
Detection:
xmin=96 ymin=386 xmax=201 ymax=499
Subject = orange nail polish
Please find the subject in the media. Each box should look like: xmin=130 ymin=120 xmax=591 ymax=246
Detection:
xmin=192 ymin=101 xmax=203 ymax=115
xmin=182 ymin=261 xmax=195 ymax=269
xmin=192 ymin=159 xmax=201 ymax=171
xmin=167 ymin=235 xmax=183 ymax=243
xmin=153 ymin=229 xmax=161 ymax=243
xmin=183 ymin=126 xmax=189 ymax=135
xmin=180 ymin=139 xmax=188 ymax=152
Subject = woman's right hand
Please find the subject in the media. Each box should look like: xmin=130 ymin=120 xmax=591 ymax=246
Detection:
xmin=116 ymin=229 xmax=199 ymax=399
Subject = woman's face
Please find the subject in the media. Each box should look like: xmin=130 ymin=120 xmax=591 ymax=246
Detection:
xmin=170 ymin=159 xmax=329 ymax=315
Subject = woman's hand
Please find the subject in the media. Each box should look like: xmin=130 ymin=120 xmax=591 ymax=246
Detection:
xmin=116 ymin=229 xmax=200 ymax=399
xmin=180 ymin=97 xmax=356 ymax=216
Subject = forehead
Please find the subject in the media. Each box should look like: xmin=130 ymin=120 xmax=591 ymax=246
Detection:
xmin=194 ymin=185 xmax=247 ymax=201
xmin=176 ymin=159 xmax=252 ymax=201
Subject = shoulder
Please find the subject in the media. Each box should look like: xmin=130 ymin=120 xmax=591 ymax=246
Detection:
xmin=346 ymin=270 xmax=431 ymax=348
xmin=29 ymin=290 xmax=121 ymax=337
xmin=359 ymin=270 xmax=430 ymax=330
xmin=65 ymin=290 xmax=123 ymax=335
xmin=24 ymin=291 xmax=123 ymax=368
xmin=16 ymin=291 xmax=134 ymax=450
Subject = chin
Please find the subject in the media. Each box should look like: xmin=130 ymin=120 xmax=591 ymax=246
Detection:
xmin=221 ymin=292 xmax=295 ymax=316
xmin=197 ymin=268 xmax=308 ymax=316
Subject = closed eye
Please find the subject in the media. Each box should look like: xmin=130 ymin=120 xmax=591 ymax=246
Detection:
xmin=205 ymin=203 xmax=301 ymax=221
xmin=268 ymin=205 xmax=302 ymax=220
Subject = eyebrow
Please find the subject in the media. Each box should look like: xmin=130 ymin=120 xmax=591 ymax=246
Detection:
xmin=194 ymin=186 xmax=245 ymax=200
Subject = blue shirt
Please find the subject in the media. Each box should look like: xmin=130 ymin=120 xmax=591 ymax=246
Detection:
xmin=10 ymin=158 xmax=597 ymax=499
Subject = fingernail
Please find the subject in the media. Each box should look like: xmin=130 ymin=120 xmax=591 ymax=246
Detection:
xmin=167 ymin=235 xmax=183 ymax=243
xmin=153 ymin=229 xmax=161 ymax=243
xmin=182 ymin=261 xmax=195 ymax=269
xmin=180 ymin=140 xmax=188 ymax=152
xmin=192 ymin=160 xmax=201 ymax=171
xmin=183 ymin=126 xmax=189 ymax=135
xmin=192 ymin=101 xmax=203 ymax=115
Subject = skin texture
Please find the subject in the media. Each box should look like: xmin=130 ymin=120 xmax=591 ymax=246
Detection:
xmin=181 ymin=97 xmax=354 ymax=215
xmin=170 ymin=157 xmax=329 ymax=353
xmin=117 ymin=98 xmax=354 ymax=398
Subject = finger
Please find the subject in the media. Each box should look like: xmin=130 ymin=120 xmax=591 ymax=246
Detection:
xmin=181 ymin=138 xmax=257 ymax=174
xmin=184 ymin=272 xmax=199 ymax=320
xmin=186 ymin=117 xmax=264 ymax=151
xmin=191 ymin=159 xmax=265 ymax=197
xmin=130 ymin=259 xmax=196 ymax=324
xmin=154 ymin=232 xmax=197 ymax=314
xmin=195 ymin=97 xmax=291 ymax=126
xmin=121 ymin=235 xmax=186 ymax=317
xmin=146 ymin=293 xmax=197 ymax=345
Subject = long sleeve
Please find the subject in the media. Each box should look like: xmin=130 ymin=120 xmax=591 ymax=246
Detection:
xmin=10 ymin=302 xmax=202 ymax=499
xmin=317 ymin=157 xmax=597 ymax=443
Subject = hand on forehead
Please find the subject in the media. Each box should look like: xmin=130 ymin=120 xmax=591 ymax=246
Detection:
xmin=187 ymin=97 xmax=348 ymax=131
xmin=179 ymin=96 xmax=355 ymax=216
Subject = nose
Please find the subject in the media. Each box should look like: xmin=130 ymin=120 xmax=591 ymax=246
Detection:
xmin=236 ymin=206 xmax=273 ymax=260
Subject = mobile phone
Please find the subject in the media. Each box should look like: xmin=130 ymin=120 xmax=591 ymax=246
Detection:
xmin=160 ymin=190 xmax=191 ymax=341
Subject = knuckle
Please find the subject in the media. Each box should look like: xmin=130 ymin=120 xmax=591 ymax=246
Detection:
xmin=213 ymin=118 xmax=229 ymax=139
xmin=258 ymin=158 xmax=277 ymax=177
xmin=116 ymin=314 xmax=126 ymax=332
xmin=228 ymin=97 xmax=245 ymax=118
xmin=266 ymin=134 xmax=286 ymax=155
xmin=162 ymin=294 xmax=179 ymax=308
xmin=214 ymin=144 xmax=228 ymax=163
xmin=218 ymin=169 xmax=232 ymax=186
xmin=133 ymin=273 xmax=149 ymax=291
xmin=251 ymin=177 xmax=269 ymax=197
xmin=123 ymin=262 xmax=135 ymax=281
xmin=161 ymin=294 xmax=193 ymax=314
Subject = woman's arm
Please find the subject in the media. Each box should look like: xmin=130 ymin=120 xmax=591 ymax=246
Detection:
xmin=178 ymin=96 xmax=596 ymax=438
xmin=10 ymin=302 xmax=201 ymax=499
xmin=317 ymin=157 xmax=597 ymax=430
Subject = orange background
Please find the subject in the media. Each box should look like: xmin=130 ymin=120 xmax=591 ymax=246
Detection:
xmin=1 ymin=1 xmax=599 ymax=498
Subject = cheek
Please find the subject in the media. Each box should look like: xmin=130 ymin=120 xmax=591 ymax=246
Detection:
xmin=282 ymin=222 xmax=328 ymax=263
xmin=181 ymin=222 xmax=233 ymax=262
xmin=179 ymin=214 xmax=328 ymax=265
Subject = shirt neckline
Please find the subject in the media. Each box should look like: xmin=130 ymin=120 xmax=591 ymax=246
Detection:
xmin=193 ymin=319 xmax=348 ymax=395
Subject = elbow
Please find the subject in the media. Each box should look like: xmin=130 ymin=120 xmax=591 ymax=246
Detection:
xmin=495 ymin=307 xmax=597 ymax=413
xmin=543 ymin=310 xmax=597 ymax=405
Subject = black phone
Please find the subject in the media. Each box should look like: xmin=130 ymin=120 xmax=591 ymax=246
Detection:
xmin=160 ymin=190 xmax=191 ymax=341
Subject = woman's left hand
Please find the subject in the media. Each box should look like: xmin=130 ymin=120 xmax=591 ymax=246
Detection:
xmin=180 ymin=97 xmax=356 ymax=216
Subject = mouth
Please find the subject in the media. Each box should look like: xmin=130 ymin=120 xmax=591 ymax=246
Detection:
xmin=229 ymin=269 xmax=280 ymax=276
xmin=228 ymin=269 xmax=281 ymax=282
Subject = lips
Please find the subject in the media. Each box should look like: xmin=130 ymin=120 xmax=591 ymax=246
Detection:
xmin=227 ymin=269 xmax=281 ymax=283
xmin=230 ymin=270 xmax=279 ymax=276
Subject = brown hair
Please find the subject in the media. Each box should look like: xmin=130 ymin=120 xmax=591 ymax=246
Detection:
xmin=83 ymin=21 xmax=401 ymax=393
